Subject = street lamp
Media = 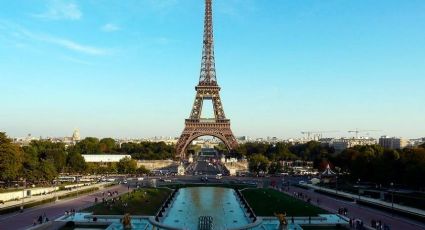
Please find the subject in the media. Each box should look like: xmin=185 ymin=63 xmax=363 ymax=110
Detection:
xmin=390 ymin=182 xmax=394 ymax=215
xmin=21 ymin=178 xmax=26 ymax=213
xmin=53 ymin=179 xmax=58 ymax=202
xmin=357 ymin=178 xmax=361 ymax=202
xmin=335 ymin=176 xmax=338 ymax=195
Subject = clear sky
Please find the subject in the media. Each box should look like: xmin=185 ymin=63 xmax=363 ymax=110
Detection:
xmin=0 ymin=0 xmax=424 ymax=139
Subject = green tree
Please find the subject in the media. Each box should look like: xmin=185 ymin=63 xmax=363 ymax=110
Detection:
xmin=37 ymin=160 xmax=57 ymax=182
xmin=74 ymin=137 xmax=100 ymax=154
xmin=21 ymin=145 xmax=40 ymax=181
xmin=268 ymin=161 xmax=283 ymax=174
xmin=0 ymin=132 xmax=23 ymax=182
xmin=136 ymin=165 xmax=150 ymax=175
xmin=67 ymin=151 xmax=87 ymax=173
xmin=99 ymin=138 xmax=116 ymax=153
xmin=248 ymin=154 xmax=270 ymax=176
xmin=117 ymin=157 xmax=137 ymax=174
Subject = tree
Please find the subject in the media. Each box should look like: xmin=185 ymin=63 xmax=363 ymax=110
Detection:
xmin=0 ymin=132 xmax=23 ymax=182
xmin=117 ymin=157 xmax=137 ymax=174
xmin=37 ymin=160 xmax=57 ymax=182
xmin=21 ymin=145 xmax=40 ymax=181
xmin=74 ymin=137 xmax=100 ymax=154
xmin=99 ymin=138 xmax=116 ymax=153
xmin=136 ymin=165 xmax=150 ymax=175
xmin=248 ymin=154 xmax=269 ymax=176
xmin=268 ymin=161 xmax=283 ymax=174
xmin=67 ymin=151 xmax=87 ymax=173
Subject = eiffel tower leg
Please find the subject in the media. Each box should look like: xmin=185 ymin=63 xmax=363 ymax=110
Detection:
xmin=176 ymin=122 xmax=238 ymax=159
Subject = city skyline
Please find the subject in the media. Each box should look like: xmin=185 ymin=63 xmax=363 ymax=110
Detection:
xmin=1 ymin=0 xmax=425 ymax=139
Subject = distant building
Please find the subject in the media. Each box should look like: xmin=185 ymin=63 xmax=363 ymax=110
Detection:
xmin=409 ymin=137 xmax=425 ymax=147
xmin=319 ymin=138 xmax=334 ymax=146
xmin=281 ymin=160 xmax=317 ymax=175
xmin=82 ymin=154 xmax=131 ymax=163
xmin=331 ymin=137 xmax=377 ymax=152
xmin=72 ymin=129 xmax=81 ymax=142
xmin=379 ymin=136 xmax=408 ymax=149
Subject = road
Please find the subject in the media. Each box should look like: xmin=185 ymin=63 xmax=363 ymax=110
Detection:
xmin=0 ymin=184 xmax=129 ymax=230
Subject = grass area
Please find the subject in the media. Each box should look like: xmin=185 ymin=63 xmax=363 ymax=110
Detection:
xmin=59 ymin=187 xmax=99 ymax=200
xmin=84 ymin=188 xmax=171 ymax=215
xmin=241 ymin=188 xmax=328 ymax=217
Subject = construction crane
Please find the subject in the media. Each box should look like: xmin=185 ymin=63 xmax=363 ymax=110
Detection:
xmin=301 ymin=131 xmax=339 ymax=141
xmin=348 ymin=129 xmax=381 ymax=138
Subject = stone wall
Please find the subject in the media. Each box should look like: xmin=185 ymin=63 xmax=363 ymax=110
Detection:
xmin=137 ymin=160 xmax=176 ymax=170
xmin=0 ymin=187 xmax=58 ymax=202
xmin=224 ymin=161 xmax=249 ymax=176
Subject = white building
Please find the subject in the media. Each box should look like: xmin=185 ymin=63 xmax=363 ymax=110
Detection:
xmin=379 ymin=136 xmax=408 ymax=149
xmin=82 ymin=154 xmax=131 ymax=163
xmin=331 ymin=137 xmax=377 ymax=152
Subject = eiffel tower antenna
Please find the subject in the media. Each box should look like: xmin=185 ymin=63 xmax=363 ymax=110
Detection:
xmin=199 ymin=0 xmax=216 ymax=85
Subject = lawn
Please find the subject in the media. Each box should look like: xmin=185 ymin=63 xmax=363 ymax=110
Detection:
xmin=241 ymin=188 xmax=328 ymax=217
xmin=84 ymin=188 xmax=171 ymax=215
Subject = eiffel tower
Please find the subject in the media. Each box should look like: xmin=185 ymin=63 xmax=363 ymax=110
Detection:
xmin=175 ymin=0 xmax=238 ymax=158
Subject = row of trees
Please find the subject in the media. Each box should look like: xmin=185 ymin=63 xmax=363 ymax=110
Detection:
xmin=74 ymin=137 xmax=175 ymax=160
xmin=0 ymin=133 xmax=161 ymax=184
xmin=242 ymin=141 xmax=425 ymax=189
xmin=238 ymin=141 xmax=334 ymax=171
xmin=86 ymin=158 xmax=149 ymax=175
xmin=240 ymin=141 xmax=335 ymax=176
xmin=0 ymin=132 xmax=86 ymax=183
xmin=335 ymin=144 xmax=425 ymax=188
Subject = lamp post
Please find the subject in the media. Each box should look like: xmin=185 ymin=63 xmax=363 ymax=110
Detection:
xmin=390 ymin=182 xmax=394 ymax=215
xmin=335 ymin=176 xmax=338 ymax=195
xmin=21 ymin=179 xmax=26 ymax=213
xmin=357 ymin=178 xmax=361 ymax=202
xmin=53 ymin=179 xmax=58 ymax=202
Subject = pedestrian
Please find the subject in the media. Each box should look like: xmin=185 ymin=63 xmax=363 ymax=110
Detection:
xmin=371 ymin=219 xmax=376 ymax=228
xmin=32 ymin=218 xmax=37 ymax=226
xmin=38 ymin=215 xmax=43 ymax=224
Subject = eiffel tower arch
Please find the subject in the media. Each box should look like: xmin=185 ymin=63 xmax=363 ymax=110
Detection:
xmin=176 ymin=0 xmax=238 ymax=158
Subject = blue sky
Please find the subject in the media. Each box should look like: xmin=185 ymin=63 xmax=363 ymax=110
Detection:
xmin=0 ymin=0 xmax=424 ymax=139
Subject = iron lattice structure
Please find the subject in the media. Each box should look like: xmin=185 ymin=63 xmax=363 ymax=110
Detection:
xmin=176 ymin=0 xmax=238 ymax=158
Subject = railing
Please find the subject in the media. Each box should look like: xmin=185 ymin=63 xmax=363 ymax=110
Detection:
xmin=234 ymin=189 xmax=257 ymax=222
xmin=154 ymin=188 xmax=179 ymax=222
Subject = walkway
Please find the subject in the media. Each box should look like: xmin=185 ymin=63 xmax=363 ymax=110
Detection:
xmin=0 ymin=184 xmax=130 ymax=230
xmin=0 ymin=183 xmax=110 ymax=210
xmin=306 ymin=184 xmax=425 ymax=218
xmin=285 ymin=185 xmax=425 ymax=230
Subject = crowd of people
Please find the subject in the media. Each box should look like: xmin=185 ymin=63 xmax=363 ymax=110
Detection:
xmin=96 ymin=190 xmax=128 ymax=211
xmin=371 ymin=219 xmax=391 ymax=230
xmin=32 ymin=213 xmax=49 ymax=226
